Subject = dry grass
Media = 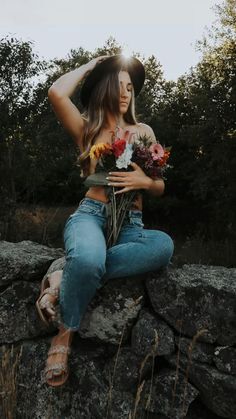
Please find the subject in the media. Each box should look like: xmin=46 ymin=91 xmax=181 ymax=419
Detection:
xmin=129 ymin=316 xmax=209 ymax=419
xmin=0 ymin=345 xmax=22 ymax=419
xmin=179 ymin=328 xmax=208 ymax=418
xmin=171 ymin=318 xmax=209 ymax=419
xmin=0 ymin=205 xmax=75 ymax=246
xmin=129 ymin=329 xmax=159 ymax=419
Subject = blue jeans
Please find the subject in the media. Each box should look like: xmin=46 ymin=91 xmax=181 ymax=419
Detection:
xmin=59 ymin=197 xmax=174 ymax=330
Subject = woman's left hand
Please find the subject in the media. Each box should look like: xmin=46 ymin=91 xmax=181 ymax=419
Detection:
xmin=107 ymin=162 xmax=151 ymax=194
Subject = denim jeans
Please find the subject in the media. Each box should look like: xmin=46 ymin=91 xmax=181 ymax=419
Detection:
xmin=59 ymin=197 xmax=174 ymax=331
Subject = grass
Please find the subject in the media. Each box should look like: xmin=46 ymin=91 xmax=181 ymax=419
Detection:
xmin=0 ymin=345 xmax=22 ymax=419
xmin=172 ymin=234 xmax=235 ymax=267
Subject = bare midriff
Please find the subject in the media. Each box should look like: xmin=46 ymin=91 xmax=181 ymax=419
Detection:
xmin=85 ymin=186 xmax=143 ymax=210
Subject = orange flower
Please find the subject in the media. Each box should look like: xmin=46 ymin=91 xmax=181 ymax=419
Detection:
xmin=158 ymin=150 xmax=170 ymax=166
xmin=89 ymin=143 xmax=112 ymax=159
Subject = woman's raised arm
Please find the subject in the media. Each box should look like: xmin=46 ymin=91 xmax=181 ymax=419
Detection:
xmin=48 ymin=56 xmax=107 ymax=147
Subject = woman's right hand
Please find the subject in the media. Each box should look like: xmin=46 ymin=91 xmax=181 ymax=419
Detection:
xmin=84 ymin=55 xmax=109 ymax=73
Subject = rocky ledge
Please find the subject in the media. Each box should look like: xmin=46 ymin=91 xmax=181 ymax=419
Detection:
xmin=0 ymin=240 xmax=235 ymax=419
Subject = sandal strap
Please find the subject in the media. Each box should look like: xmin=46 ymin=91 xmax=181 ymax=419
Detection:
xmin=38 ymin=287 xmax=59 ymax=308
xmin=39 ymin=300 xmax=54 ymax=309
xmin=48 ymin=345 xmax=71 ymax=356
xmin=45 ymin=362 xmax=68 ymax=374
xmin=43 ymin=287 xmax=59 ymax=297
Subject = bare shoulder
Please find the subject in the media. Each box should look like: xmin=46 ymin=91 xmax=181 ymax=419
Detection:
xmin=137 ymin=122 xmax=157 ymax=143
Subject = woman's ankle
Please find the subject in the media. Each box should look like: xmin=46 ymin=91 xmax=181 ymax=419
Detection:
xmin=58 ymin=325 xmax=74 ymax=342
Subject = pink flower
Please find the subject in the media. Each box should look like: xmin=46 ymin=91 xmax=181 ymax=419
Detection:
xmin=149 ymin=143 xmax=165 ymax=161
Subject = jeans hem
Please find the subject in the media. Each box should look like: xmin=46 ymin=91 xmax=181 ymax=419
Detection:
xmin=58 ymin=319 xmax=80 ymax=332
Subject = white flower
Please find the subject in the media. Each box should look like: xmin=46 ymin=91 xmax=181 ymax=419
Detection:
xmin=116 ymin=143 xmax=133 ymax=169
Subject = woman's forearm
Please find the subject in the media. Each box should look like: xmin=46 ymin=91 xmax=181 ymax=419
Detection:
xmin=145 ymin=178 xmax=165 ymax=197
xmin=48 ymin=64 xmax=90 ymax=98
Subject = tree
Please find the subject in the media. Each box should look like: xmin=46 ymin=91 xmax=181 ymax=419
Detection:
xmin=0 ymin=36 xmax=47 ymax=206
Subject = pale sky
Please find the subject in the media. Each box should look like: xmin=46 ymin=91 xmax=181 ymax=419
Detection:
xmin=1 ymin=0 xmax=219 ymax=81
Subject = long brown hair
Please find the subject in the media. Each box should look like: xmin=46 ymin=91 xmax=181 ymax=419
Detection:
xmin=78 ymin=67 xmax=137 ymax=177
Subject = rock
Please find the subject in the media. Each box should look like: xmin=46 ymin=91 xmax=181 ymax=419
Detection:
xmin=1 ymin=240 xmax=235 ymax=419
xmin=0 ymin=281 xmax=52 ymax=344
xmin=165 ymin=352 xmax=236 ymax=418
xmin=103 ymin=347 xmax=152 ymax=393
xmin=174 ymin=336 xmax=215 ymax=364
xmin=131 ymin=309 xmax=175 ymax=357
xmin=0 ymin=240 xmax=64 ymax=287
xmin=9 ymin=338 xmax=137 ymax=419
xmin=79 ymin=277 xmax=145 ymax=345
xmin=213 ymin=345 xmax=236 ymax=375
xmin=140 ymin=368 xmax=199 ymax=418
xmin=146 ymin=264 xmax=236 ymax=345
xmin=12 ymin=338 xmax=109 ymax=419
xmin=186 ymin=397 xmax=223 ymax=419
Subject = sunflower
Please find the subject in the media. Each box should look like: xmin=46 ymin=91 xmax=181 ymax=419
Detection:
xmin=89 ymin=143 xmax=112 ymax=159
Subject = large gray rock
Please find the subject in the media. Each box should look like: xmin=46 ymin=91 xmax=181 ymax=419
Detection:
xmin=165 ymin=352 xmax=236 ymax=418
xmin=6 ymin=339 xmax=140 ymax=419
xmin=140 ymin=368 xmax=199 ymax=418
xmin=146 ymin=264 xmax=236 ymax=345
xmin=0 ymin=281 xmax=51 ymax=343
xmin=79 ymin=278 xmax=144 ymax=345
xmin=11 ymin=339 xmax=110 ymax=419
xmin=174 ymin=336 xmax=215 ymax=365
xmin=131 ymin=309 xmax=175 ymax=357
xmin=0 ymin=240 xmax=64 ymax=286
xmin=103 ymin=347 xmax=153 ymax=393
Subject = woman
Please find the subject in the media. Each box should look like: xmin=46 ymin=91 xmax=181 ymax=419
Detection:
xmin=36 ymin=54 xmax=174 ymax=387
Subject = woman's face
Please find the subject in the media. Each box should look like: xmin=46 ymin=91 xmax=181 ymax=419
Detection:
xmin=118 ymin=70 xmax=133 ymax=114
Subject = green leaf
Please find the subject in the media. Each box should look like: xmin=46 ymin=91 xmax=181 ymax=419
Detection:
xmin=84 ymin=172 xmax=110 ymax=187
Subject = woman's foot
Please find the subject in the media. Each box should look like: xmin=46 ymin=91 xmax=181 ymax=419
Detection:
xmin=36 ymin=270 xmax=63 ymax=326
xmin=44 ymin=326 xmax=74 ymax=387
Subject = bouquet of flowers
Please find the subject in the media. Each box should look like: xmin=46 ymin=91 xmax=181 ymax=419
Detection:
xmin=84 ymin=130 xmax=171 ymax=247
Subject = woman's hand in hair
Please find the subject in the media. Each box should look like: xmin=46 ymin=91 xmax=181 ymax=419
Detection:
xmin=107 ymin=162 xmax=152 ymax=194
xmin=84 ymin=55 xmax=109 ymax=73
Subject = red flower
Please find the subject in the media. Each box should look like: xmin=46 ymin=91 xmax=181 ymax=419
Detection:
xmin=112 ymin=139 xmax=127 ymax=158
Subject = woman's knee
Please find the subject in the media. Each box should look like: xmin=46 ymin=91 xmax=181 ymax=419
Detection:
xmin=66 ymin=254 xmax=106 ymax=279
xmin=157 ymin=231 xmax=174 ymax=263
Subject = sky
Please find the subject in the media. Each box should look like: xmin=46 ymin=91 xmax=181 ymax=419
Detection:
xmin=1 ymin=0 xmax=219 ymax=81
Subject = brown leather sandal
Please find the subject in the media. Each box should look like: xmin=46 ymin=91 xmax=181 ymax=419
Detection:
xmin=44 ymin=337 xmax=71 ymax=387
xmin=35 ymin=274 xmax=60 ymax=327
